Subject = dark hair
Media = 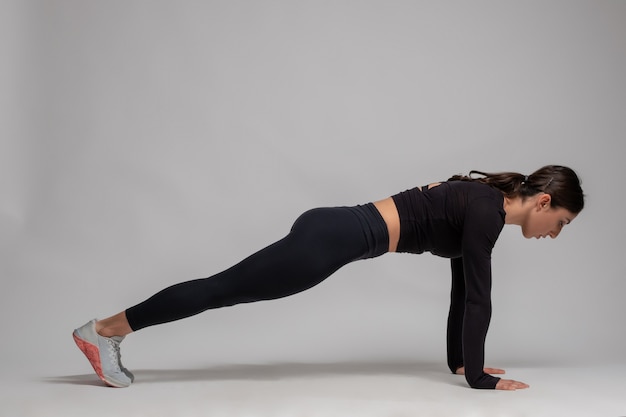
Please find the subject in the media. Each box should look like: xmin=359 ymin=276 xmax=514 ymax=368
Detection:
xmin=449 ymin=165 xmax=585 ymax=214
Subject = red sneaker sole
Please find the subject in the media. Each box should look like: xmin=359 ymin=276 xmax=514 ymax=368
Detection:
xmin=73 ymin=332 xmax=126 ymax=388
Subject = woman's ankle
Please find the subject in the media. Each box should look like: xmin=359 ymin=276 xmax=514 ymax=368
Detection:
xmin=95 ymin=313 xmax=133 ymax=337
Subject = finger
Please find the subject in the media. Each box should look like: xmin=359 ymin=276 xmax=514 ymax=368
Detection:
xmin=485 ymin=367 xmax=506 ymax=374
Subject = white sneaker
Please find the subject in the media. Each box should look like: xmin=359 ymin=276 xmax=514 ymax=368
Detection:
xmin=72 ymin=319 xmax=133 ymax=388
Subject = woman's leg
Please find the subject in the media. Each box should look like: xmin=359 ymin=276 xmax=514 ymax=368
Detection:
xmin=123 ymin=206 xmax=375 ymax=332
xmin=74 ymin=205 xmax=387 ymax=387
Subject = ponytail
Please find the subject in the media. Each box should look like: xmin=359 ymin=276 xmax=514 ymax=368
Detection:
xmin=449 ymin=165 xmax=585 ymax=214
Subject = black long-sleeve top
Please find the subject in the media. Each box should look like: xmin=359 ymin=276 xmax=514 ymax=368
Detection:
xmin=391 ymin=181 xmax=506 ymax=389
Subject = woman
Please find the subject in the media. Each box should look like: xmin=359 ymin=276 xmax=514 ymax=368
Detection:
xmin=73 ymin=165 xmax=584 ymax=390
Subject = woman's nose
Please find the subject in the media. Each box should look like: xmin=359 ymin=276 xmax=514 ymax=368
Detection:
xmin=550 ymin=229 xmax=561 ymax=239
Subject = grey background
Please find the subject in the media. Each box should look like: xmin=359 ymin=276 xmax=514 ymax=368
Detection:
xmin=2 ymin=0 xmax=625 ymax=377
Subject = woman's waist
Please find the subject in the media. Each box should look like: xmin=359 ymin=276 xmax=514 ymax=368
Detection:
xmin=372 ymin=197 xmax=400 ymax=252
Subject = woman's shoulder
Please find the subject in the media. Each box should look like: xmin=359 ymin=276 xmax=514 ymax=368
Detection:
xmin=445 ymin=180 xmax=501 ymax=198
xmin=443 ymin=181 xmax=505 ymax=218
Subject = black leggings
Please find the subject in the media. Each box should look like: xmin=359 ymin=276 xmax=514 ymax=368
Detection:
xmin=125 ymin=203 xmax=389 ymax=331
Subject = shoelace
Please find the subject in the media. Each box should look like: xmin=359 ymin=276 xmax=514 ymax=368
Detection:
xmin=105 ymin=338 xmax=123 ymax=372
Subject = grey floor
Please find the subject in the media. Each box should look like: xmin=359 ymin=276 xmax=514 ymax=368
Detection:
xmin=3 ymin=361 xmax=625 ymax=417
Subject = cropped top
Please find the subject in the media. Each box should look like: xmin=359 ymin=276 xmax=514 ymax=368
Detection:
xmin=391 ymin=181 xmax=506 ymax=389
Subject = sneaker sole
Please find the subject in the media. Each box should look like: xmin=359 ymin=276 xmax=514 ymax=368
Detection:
xmin=72 ymin=332 xmax=128 ymax=388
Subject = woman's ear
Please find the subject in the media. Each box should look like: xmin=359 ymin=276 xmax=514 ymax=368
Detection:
xmin=537 ymin=193 xmax=552 ymax=210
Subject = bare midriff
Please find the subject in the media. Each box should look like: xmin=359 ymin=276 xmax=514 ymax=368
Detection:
xmin=373 ymin=197 xmax=401 ymax=252
xmin=373 ymin=183 xmax=441 ymax=253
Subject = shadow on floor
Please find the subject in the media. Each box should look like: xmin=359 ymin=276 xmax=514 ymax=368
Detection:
xmin=42 ymin=373 xmax=107 ymax=387
xmin=44 ymin=361 xmax=464 ymax=387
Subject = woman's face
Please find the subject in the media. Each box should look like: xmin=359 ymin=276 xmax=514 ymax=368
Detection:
xmin=522 ymin=195 xmax=577 ymax=239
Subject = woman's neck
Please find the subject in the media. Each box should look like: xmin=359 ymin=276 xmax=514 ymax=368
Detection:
xmin=503 ymin=196 xmax=531 ymax=226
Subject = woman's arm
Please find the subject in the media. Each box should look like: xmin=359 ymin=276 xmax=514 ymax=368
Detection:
xmin=448 ymin=262 xmax=511 ymax=385
xmin=459 ymin=197 xmax=503 ymax=389
xmin=444 ymin=194 xmax=529 ymax=390
xmin=446 ymin=257 xmax=465 ymax=374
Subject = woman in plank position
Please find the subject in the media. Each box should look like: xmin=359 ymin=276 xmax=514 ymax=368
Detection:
xmin=73 ymin=165 xmax=584 ymax=390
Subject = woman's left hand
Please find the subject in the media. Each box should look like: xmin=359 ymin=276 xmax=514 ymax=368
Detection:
xmin=455 ymin=366 xmax=506 ymax=375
